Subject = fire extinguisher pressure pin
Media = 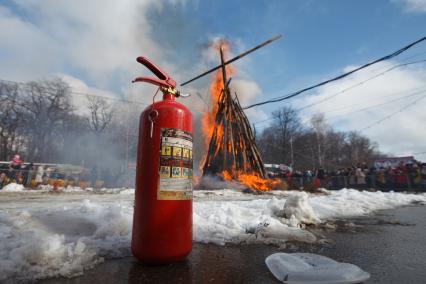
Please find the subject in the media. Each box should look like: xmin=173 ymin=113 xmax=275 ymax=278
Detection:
xmin=148 ymin=110 xmax=159 ymax=138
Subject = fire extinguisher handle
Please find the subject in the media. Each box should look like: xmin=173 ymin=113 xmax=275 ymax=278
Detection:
xmin=132 ymin=76 xmax=171 ymax=88
xmin=133 ymin=56 xmax=176 ymax=88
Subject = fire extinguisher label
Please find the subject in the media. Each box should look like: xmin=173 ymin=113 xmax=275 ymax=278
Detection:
xmin=158 ymin=128 xmax=193 ymax=200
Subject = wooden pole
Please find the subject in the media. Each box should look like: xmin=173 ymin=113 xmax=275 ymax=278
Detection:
xmin=181 ymin=35 xmax=282 ymax=86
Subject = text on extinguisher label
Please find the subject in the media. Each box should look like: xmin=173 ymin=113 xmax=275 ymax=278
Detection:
xmin=158 ymin=128 xmax=193 ymax=200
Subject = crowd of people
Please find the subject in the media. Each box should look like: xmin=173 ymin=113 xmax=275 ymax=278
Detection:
xmin=273 ymin=161 xmax=426 ymax=191
xmin=2 ymin=153 xmax=426 ymax=191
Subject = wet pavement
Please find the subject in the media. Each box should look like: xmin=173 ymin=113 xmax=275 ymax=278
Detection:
xmin=42 ymin=205 xmax=426 ymax=284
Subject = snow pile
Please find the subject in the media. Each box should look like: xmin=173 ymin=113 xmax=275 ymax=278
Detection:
xmin=93 ymin=187 xmax=135 ymax=194
xmin=0 ymin=200 xmax=132 ymax=281
xmin=310 ymin=188 xmax=426 ymax=219
xmin=0 ymin=211 xmax=101 ymax=281
xmin=1 ymin=183 xmax=25 ymax=192
xmin=59 ymin=187 xmax=135 ymax=194
xmin=61 ymin=186 xmax=86 ymax=193
xmin=194 ymin=188 xmax=288 ymax=201
xmin=193 ymin=196 xmax=317 ymax=245
xmin=78 ymin=199 xmax=132 ymax=257
xmin=283 ymin=192 xmax=321 ymax=225
xmin=193 ymin=189 xmax=426 ymax=245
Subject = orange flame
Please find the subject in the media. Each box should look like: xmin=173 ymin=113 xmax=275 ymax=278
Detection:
xmin=221 ymin=171 xmax=284 ymax=191
xmin=201 ymin=41 xmax=234 ymax=147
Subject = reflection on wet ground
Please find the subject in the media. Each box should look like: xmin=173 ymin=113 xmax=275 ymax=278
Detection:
xmin=42 ymin=206 xmax=426 ymax=284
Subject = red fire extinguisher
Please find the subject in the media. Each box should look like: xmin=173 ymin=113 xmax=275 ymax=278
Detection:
xmin=131 ymin=56 xmax=193 ymax=264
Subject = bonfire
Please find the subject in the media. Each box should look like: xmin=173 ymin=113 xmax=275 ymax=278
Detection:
xmin=199 ymin=40 xmax=285 ymax=191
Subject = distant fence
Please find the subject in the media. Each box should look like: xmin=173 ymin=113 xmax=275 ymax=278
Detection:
xmin=0 ymin=167 xmax=133 ymax=189
xmin=284 ymin=174 xmax=426 ymax=192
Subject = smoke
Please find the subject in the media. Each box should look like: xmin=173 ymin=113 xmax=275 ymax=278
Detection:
xmin=197 ymin=174 xmax=247 ymax=190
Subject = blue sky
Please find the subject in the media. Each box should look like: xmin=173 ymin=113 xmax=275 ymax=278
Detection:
xmin=0 ymin=0 xmax=426 ymax=157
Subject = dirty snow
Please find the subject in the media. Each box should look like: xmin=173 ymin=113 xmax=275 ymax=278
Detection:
xmin=1 ymin=183 xmax=25 ymax=192
xmin=0 ymin=187 xmax=425 ymax=281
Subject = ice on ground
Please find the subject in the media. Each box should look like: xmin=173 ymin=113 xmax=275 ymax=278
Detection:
xmin=265 ymin=253 xmax=370 ymax=283
xmin=1 ymin=183 xmax=25 ymax=192
xmin=0 ymin=188 xmax=425 ymax=281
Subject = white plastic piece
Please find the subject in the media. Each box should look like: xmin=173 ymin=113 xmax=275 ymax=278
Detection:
xmin=265 ymin=253 xmax=370 ymax=284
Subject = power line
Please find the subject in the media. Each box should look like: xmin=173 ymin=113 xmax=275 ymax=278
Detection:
xmin=359 ymin=94 xmax=426 ymax=132
xmin=68 ymin=91 xmax=149 ymax=106
xmin=251 ymin=59 xmax=426 ymax=126
xmin=260 ymin=48 xmax=426 ymax=97
xmin=326 ymin=88 xmax=426 ymax=121
xmin=315 ymin=86 xmax=426 ymax=115
xmin=243 ymin=35 xmax=426 ymax=110
xmin=296 ymin=59 xmax=426 ymax=112
xmin=0 ymin=78 xmax=149 ymax=106
xmin=254 ymin=88 xmax=426 ymax=134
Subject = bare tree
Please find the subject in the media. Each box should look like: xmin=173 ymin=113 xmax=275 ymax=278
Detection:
xmin=86 ymin=96 xmax=114 ymax=135
xmin=258 ymin=106 xmax=302 ymax=165
xmin=20 ymin=79 xmax=74 ymax=162
xmin=310 ymin=113 xmax=329 ymax=167
xmin=344 ymin=131 xmax=379 ymax=165
xmin=322 ymin=130 xmax=346 ymax=169
xmin=257 ymin=110 xmax=382 ymax=170
xmin=0 ymin=82 xmax=24 ymax=160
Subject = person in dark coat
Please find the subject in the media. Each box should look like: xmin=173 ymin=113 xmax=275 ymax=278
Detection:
xmin=90 ymin=166 xmax=98 ymax=188
xmin=22 ymin=162 xmax=34 ymax=186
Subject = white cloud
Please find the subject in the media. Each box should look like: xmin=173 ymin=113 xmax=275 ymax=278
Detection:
xmin=3 ymin=0 xmax=164 ymax=85
xmin=292 ymin=61 xmax=426 ymax=158
xmin=0 ymin=6 xmax=61 ymax=80
xmin=393 ymin=0 xmax=426 ymax=12
xmin=231 ymin=79 xmax=268 ymax=122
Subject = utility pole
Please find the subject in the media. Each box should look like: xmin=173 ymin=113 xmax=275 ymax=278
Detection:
xmin=290 ymin=136 xmax=294 ymax=167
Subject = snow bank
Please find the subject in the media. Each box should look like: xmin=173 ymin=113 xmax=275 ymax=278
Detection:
xmin=0 ymin=200 xmax=132 ymax=281
xmin=283 ymin=192 xmax=321 ymax=225
xmin=0 ymin=188 xmax=425 ymax=281
xmin=0 ymin=184 xmax=136 ymax=194
xmin=193 ymin=196 xmax=317 ymax=245
xmin=83 ymin=187 xmax=135 ymax=194
xmin=1 ymin=183 xmax=25 ymax=192
xmin=310 ymin=188 xmax=426 ymax=219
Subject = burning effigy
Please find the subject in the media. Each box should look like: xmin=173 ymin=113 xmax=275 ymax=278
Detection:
xmin=197 ymin=39 xmax=285 ymax=191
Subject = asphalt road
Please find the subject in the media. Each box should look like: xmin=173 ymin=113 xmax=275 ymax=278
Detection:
xmin=42 ymin=205 xmax=426 ymax=284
